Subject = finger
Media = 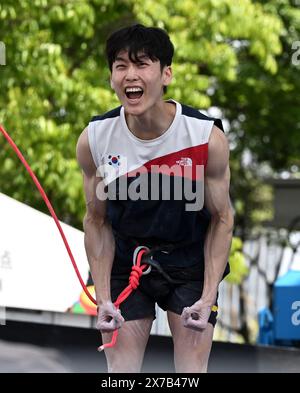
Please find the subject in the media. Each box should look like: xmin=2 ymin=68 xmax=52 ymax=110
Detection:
xmin=185 ymin=324 xmax=206 ymax=332
xmin=96 ymin=314 xmax=113 ymax=330
xmin=184 ymin=315 xmax=208 ymax=330
xmin=98 ymin=317 xmax=121 ymax=332
xmin=99 ymin=326 xmax=116 ymax=334
xmin=184 ymin=320 xmax=207 ymax=331
xmin=181 ymin=307 xmax=191 ymax=320
xmin=113 ymin=317 xmax=124 ymax=330
xmin=102 ymin=311 xmax=124 ymax=329
xmin=182 ymin=310 xmax=200 ymax=319
xmin=112 ymin=308 xmax=124 ymax=320
xmin=183 ymin=311 xmax=206 ymax=324
xmin=97 ymin=322 xmax=114 ymax=333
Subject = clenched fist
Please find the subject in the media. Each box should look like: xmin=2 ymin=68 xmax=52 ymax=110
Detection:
xmin=181 ymin=300 xmax=213 ymax=331
xmin=96 ymin=301 xmax=125 ymax=333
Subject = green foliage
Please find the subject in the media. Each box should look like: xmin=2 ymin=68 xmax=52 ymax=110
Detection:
xmin=0 ymin=0 xmax=130 ymax=227
xmin=226 ymin=237 xmax=249 ymax=284
xmin=0 ymin=0 xmax=298 ymax=233
xmin=133 ymin=0 xmax=283 ymax=107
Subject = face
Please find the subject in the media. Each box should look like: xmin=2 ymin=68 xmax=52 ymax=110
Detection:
xmin=110 ymin=50 xmax=172 ymax=115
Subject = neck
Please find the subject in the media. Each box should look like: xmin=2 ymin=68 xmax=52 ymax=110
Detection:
xmin=125 ymin=100 xmax=176 ymax=140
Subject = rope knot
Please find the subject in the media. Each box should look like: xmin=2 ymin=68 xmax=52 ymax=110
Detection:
xmin=129 ymin=265 xmax=144 ymax=289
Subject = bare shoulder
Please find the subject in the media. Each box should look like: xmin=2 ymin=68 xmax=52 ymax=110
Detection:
xmin=206 ymin=125 xmax=230 ymax=177
xmin=76 ymin=127 xmax=96 ymax=176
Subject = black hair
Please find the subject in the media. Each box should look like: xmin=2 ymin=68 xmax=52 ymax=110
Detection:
xmin=105 ymin=24 xmax=174 ymax=94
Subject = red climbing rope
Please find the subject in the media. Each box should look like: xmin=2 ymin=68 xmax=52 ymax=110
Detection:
xmin=0 ymin=124 xmax=150 ymax=351
xmin=98 ymin=248 xmax=149 ymax=352
xmin=0 ymin=124 xmax=96 ymax=305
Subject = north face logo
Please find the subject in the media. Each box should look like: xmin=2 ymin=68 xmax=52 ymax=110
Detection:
xmin=175 ymin=157 xmax=193 ymax=166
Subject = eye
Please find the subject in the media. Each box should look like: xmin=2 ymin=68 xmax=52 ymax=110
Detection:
xmin=116 ymin=64 xmax=126 ymax=69
xmin=137 ymin=62 xmax=148 ymax=67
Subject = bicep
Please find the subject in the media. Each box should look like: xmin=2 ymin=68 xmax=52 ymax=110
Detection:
xmin=204 ymin=126 xmax=231 ymax=216
xmin=76 ymin=128 xmax=107 ymax=220
xmin=82 ymin=171 xmax=107 ymax=220
xmin=204 ymin=164 xmax=231 ymax=217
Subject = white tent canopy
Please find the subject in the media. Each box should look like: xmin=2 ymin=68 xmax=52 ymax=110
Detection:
xmin=0 ymin=192 xmax=90 ymax=313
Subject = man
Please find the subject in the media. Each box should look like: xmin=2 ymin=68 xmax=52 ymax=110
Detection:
xmin=76 ymin=24 xmax=234 ymax=373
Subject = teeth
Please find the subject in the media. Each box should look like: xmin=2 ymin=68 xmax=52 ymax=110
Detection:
xmin=125 ymin=87 xmax=143 ymax=93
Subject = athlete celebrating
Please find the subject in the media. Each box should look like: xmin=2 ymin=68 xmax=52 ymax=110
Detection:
xmin=76 ymin=24 xmax=234 ymax=373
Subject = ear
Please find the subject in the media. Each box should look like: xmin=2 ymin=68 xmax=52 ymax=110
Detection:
xmin=110 ymin=75 xmax=115 ymax=90
xmin=162 ymin=65 xmax=173 ymax=87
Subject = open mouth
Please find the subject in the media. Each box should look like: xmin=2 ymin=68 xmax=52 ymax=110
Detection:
xmin=125 ymin=87 xmax=144 ymax=100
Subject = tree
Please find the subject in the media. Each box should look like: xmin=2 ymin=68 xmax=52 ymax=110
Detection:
xmin=1 ymin=0 xmax=298 ymax=344
xmin=214 ymin=0 xmax=300 ymax=237
xmin=0 ymin=0 xmax=286 ymax=230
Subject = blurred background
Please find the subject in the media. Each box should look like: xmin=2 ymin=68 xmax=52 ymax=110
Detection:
xmin=0 ymin=0 xmax=300 ymax=372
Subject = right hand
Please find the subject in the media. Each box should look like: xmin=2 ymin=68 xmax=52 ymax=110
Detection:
xmin=96 ymin=300 xmax=125 ymax=333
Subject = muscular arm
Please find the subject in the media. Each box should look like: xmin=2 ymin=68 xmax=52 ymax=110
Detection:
xmin=76 ymin=128 xmax=115 ymax=306
xmin=182 ymin=125 xmax=234 ymax=331
xmin=202 ymin=125 xmax=234 ymax=304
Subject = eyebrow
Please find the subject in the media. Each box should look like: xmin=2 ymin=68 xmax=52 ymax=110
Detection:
xmin=115 ymin=56 xmax=127 ymax=62
xmin=114 ymin=54 xmax=150 ymax=63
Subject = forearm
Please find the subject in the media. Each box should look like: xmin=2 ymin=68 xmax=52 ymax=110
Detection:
xmin=202 ymin=210 xmax=234 ymax=304
xmin=83 ymin=215 xmax=115 ymax=305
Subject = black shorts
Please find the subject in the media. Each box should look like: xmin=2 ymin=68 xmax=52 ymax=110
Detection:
xmin=111 ymin=263 xmax=219 ymax=327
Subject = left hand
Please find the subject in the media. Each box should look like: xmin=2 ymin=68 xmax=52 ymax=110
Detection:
xmin=181 ymin=299 xmax=214 ymax=331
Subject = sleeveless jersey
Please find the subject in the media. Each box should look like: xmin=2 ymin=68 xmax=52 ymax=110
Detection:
xmin=88 ymin=99 xmax=227 ymax=271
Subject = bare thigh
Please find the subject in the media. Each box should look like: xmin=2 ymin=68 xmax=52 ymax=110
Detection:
xmin=167 ymin=311 xmax=214 ymax=373
xmin=101 ymin=316 xmax=154 ymax=373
